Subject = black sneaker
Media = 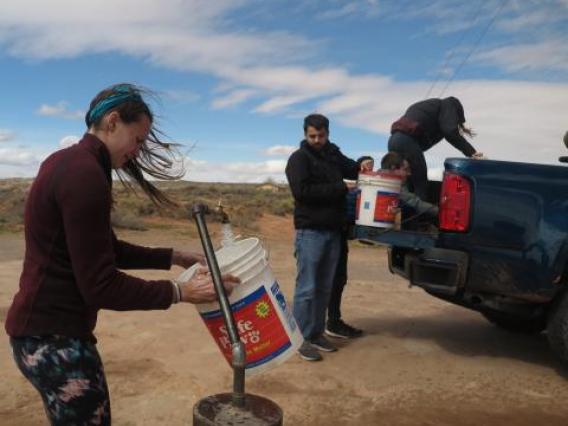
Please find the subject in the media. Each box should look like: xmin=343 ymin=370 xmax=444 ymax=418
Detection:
xmin=310 ymin=335 xmax=337 ymax=352
xmin=298 ymin=341 xmax=322 ymax=361
xmin=325 ymin=319 xmax=363 ymax=339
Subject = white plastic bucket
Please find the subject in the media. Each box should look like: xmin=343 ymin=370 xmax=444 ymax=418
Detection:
xmin=215 ymin=238 xmax=263 ymax=273
xmin=177 ymin=238 xmax=303 ymax=376
xmin=355 ymin=172 xmax=402 ymax=229
xmin=224 ymin=249 xmax=267 ymax=278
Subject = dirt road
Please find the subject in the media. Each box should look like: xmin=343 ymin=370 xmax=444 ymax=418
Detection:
xmin=1 ymin=217 xmax=567 ymax=425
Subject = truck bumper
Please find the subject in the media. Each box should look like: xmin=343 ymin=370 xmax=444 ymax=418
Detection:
xmin=389 ymin=246 xmax=468 ymax=295
xmin=354 ymin=225 xmax=469 ymax=296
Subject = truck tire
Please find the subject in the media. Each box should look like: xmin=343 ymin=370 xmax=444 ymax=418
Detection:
xmin=482 ymin=311 xmax=546 ymax=334
xmin=547 ymin=291 xmax=568 ymax=363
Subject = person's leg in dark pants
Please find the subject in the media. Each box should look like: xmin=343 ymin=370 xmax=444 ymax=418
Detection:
xmin=388 ymin=132 xmax=429 ymax=200
xmin=327 ymin=232 xmax=347 ymax=323
xmin=325 ymin=230 xmax=362 ymax=339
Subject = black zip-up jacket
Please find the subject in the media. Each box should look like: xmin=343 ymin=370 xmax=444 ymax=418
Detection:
xmin=285 ymin=140 xmax=359 ymax=230
xmin=391 ymin=97 xmax=476 ymax=156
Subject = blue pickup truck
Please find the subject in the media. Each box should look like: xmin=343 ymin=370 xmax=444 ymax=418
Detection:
xmin=355 ymin=157 xmax=568 ymax=363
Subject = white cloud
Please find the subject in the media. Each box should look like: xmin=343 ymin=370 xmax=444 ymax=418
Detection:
xmin=474 ymin=39 xmax=568 ymax=72
xmin=384 ymin=0 xmax=567 ymax=34
xmin=211 ymin=89 xmax=258 ymax=109
xmin=0 ymin=129 xmax=15 ymax=142
xmin=254 ymin=94 xmax=315 ymax=114
xmin=184 ymin=157 xmax=208 ymax=170
xmin=163 ymin=89 xmax=200 ymax=103
xmin=385 ymin=0 xmax=568 ymax=73
xmin=0 ymin=1 xmax=567 ymax=181
xmin=263 ymin=145 xmax=296 ymax=156
xmin=0 ymin=1 xmax=311 ymax=71
xmin=319 ymin=0 xmax=381 ymax=20
xmin=183 ymin=156 xmax=287 ymax=183
xmin=496 ymin=3 xmax=567 ymax=33
xmin=0 ymin=147 xmax=43 ymax=168
xmin=223 ymin=159 xmax=285 ymax=174
xmin=37 ymin=102 xmax=84 ymax=120
xmin=59 ymin=135 xmax=80 ymax=148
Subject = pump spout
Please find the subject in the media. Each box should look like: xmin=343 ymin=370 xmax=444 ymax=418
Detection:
xmin=216 ymin=200 xmax=230 ymax=224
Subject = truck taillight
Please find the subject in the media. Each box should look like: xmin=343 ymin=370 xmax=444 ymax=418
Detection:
xmin=439 ymin=172 xmax=471 ymax=232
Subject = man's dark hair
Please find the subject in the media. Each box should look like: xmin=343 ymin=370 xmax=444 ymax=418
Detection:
xmin=380 ymin=152 xmax=405 ymax=170
xmin=357 ymin=155 xmax=373 ymax=166
xmin=303 ymin=114 xmax=329 ymax=132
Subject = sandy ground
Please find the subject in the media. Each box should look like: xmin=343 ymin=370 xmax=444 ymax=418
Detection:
xmin=2 ymin=215 xmax=568 ymax=425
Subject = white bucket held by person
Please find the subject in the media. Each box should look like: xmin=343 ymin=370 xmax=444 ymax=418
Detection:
xmin=355 ymin=171 xmax=402 ymax=229
xmin=177 ymin=238 xmax=303 ymax=376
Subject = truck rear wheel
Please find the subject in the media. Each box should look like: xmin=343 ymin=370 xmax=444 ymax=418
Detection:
xmin=547 ymin=292 xmax=568 ymax=363
xmin=482 ymin=311 xmax=546 ymax=334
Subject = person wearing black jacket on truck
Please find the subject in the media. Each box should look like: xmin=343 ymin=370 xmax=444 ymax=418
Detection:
xmin=388 ymin=97 xmax=483 ymax=199
xmin=285 ymin=114 xmax=371 ymax=361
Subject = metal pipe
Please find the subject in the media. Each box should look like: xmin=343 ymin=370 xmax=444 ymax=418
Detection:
xmin=191 ymin=203 xmax=246 ymax=407
xmin=231 ymin=342 xmax=246 ymax=407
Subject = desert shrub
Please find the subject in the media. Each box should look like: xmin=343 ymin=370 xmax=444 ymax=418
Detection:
xmin=110 ymin=211 xmax=147 ymax=231
xmin=137 ymin=203 xmax=156 ymax=216
xmin=1 ymin=179 xmax=294 ymax=232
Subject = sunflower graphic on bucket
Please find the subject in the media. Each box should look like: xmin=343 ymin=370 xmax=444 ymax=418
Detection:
xmin=255 ymin=301 xmax=271 ymax=318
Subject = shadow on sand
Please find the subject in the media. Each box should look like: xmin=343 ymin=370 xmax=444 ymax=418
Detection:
xmin=356 ymin=310 xmax=568 ymax=377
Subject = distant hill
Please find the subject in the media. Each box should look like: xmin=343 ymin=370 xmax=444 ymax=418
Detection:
xmin=0 ymin=179 xmax=293 ymax=233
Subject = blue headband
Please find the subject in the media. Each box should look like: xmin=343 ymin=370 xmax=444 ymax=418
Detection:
xmin=87 ymin=85 xmax=143 ymax=126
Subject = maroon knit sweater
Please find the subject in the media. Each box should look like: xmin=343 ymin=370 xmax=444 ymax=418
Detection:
xmin=5 ymin=134 xmax=174 ymax=342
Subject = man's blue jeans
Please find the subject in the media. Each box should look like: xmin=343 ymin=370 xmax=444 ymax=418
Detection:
xmin=293 ymin=229 xmax=341 ymax=340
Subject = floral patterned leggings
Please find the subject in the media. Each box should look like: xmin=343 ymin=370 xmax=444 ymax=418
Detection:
xmin=10 ymin=335 xmax=111 ymax=425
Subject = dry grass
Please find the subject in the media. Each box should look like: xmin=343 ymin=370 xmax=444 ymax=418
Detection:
xmin=0 ymin=179 xmax=293 ymax=233
xmin=0 ymin=179 xmax=28 ymax=233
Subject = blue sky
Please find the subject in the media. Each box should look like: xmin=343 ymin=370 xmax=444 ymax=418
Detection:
xmin=0 ymin=0 xmax=567 ymax=182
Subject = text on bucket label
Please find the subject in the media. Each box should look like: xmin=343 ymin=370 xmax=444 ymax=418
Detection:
xmin=200 ymin=285 xmax=291 ymax=369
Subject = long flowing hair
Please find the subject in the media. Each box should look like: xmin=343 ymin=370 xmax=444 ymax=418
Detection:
xmin=86 ymin=83 xmax=185 ymax=207
xmin=459 ymin=123 xmax=477 ymax=139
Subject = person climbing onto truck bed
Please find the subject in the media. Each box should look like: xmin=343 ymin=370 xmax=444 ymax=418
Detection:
xmin=388 ymin=97 xmax=484 ymax=200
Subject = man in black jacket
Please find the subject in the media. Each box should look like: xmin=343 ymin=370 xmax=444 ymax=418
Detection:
xmin=388 ymin=97 xmax=483 ymax=199
xmin=285 ymin=114 xmax=370 ymax=361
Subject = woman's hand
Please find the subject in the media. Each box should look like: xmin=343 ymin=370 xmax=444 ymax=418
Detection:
xmin=344 ymin=180 xmax=358 ymax=191
xmin=172 ymin=250 xmax=206 ymax=268
xmin=178 ymin=266 xmax=240 ymax=304
xmin=359 ymin=159 xmax=374 ymax=172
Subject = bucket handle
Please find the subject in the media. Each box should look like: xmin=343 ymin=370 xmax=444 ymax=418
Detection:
xmin=255 ymin=233 xmax=271 ymax=262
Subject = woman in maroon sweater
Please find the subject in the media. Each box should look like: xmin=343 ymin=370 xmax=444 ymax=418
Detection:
xmin=5 ymin=83 xmax=238 ymax=425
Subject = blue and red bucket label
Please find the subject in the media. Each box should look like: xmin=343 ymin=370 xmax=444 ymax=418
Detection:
xmin=200 ymin=285 xmax=292 ymax=369
xmin=374 ymin=191 xmax=399 ymax=223
xmin=270 ymin=281 xmax=297 ymax=332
